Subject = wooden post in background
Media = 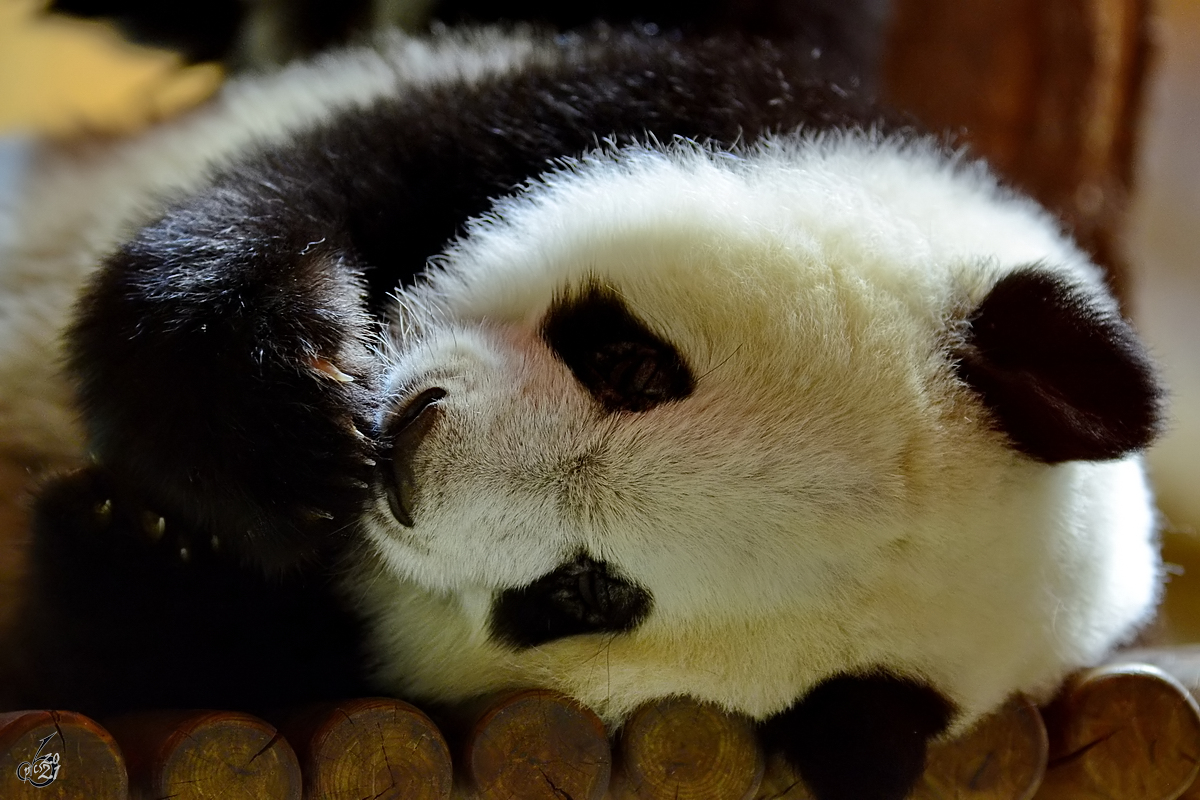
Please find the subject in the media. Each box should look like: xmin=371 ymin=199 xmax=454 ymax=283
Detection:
xmin=883 ymin=0 xmax=1152 ymax=303
xmin=103 ymin=709 xmax=302 ymax=800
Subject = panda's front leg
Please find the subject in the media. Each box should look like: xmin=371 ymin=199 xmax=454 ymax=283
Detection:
xmin=66 ymin=184 xmax=384 ymax=573
xmin=8 ymin=465 xmax=369 ymax=715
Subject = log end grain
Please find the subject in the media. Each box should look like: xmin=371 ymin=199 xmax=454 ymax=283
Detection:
xmin=1036 ymin=664 xmax=1200 ymax=800
xmin=615 ymin=697 xmax=763 ymax=800
xmin=463 ymin=689 xmax=610 ymax=800
xmin=0 ymin=709 xmax=127 ymax=799
xmin=912 ymin=696 xmax=1048 ymax=800
xmin=279 ymin=697 xmax=451 ymax=800
xmin=754 ymin=750 xmax=815 ymax=800
xmin=755 ymin=696 xmax=1047 ymax=800
xmin=105 ymin=709 xmax=301 ymax=800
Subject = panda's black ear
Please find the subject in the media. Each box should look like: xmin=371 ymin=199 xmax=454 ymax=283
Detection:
xmin=759 ymin=672 xmax=955 ymax=800
xmin=954 ymin=268 xmax=1164 ymax=464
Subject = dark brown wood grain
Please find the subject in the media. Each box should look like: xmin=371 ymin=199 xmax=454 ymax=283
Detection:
xmin=103 ymin=709 xmax=301 ymax=800
xmin=612 ymin=697 xmax=763 ymax=800
xmin=0 ymin=709 xmax=127 ymax=799
xmin=912 ymin=696 xmax=1048 ymax=800
xmin=754 ymin=748 xmax=816 ymax=800
xmin=460 ymin=689 xmax=611 ymax=800
xmin=1034 ymin=664 xmax=1200 ymax=800
xmin=276 ymin=697 xmax=452 ymax=800
xmin=883 ymin=0 xmax=1151 ymax=303
xmin=1110 ymin=648 xmax=1200 ymax=800
xmin=754 ymin=696 xmax=1048 ymax=800
xmin=1120 ymin=646 xmax=1200 ymax=694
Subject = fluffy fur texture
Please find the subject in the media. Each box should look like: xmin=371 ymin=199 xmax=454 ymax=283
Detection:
xmin=355 ymin=133 xmax=1161 ymax=723
xmin=0 ymin=25 xmax=1164 ymax=800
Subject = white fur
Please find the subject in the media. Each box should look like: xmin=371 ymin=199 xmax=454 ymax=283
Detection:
xmin=0 ymin=32 xmax=1160 ymax=736
xmin=358 ymin=135 xmax=1160 ymax=729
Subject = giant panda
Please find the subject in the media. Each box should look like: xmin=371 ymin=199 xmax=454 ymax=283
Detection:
xmin=0 ymin=20 xmax=1164 ymax=800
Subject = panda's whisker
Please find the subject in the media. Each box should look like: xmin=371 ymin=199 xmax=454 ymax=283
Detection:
xmin=697 ymin=342 xmax=744 ymax=382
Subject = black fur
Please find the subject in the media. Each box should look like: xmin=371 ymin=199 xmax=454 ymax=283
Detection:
xmin=541 ymin=283 xmax=694 ymax=413
xmin=955 ymin=268 xmax=1164 ymax=463
xmin=489 ymin=554 xmax=652 ymax=648
xmin=67 ymin=32 xmax=882 ymax=574
xmin=4 ymin=467 xmax=368 ymax=718
xmin=759 ymin=672 xmax=955 ymax=800
xmin=434 ymin=0 xmax=889 ymax=85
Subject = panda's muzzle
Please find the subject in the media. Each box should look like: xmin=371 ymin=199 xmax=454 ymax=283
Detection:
xmin=382 ymin=386 xmax=446 ymax=527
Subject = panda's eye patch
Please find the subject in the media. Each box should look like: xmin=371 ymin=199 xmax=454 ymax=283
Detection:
xmin=540 ymin=283 xmax=694 ymax=413
xmin=489 ymin=554 xmax=653 ymax=648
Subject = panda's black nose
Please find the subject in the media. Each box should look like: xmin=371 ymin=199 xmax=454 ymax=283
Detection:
xmin=382 ymin=386 xmax=446 ymax=527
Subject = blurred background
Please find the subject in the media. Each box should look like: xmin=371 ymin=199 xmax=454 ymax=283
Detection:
xmin=0 ymin=0 xmax=1197 ymax=637
xmin=1128 ymin=0 xmax=1200 ymax=641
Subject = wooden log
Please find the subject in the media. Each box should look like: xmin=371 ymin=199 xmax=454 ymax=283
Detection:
xmin=0 ymin=709 xmax=127 ymax=798
xmin=459 ymin=689 xmax=611 ymax=800
xmin=275 ymin=697 xmax=452 ymax=800
xmin=1034 ymin=664 xmax=1200 ymax=800
xmin=611 ymin=697 xmax=763 ymax=800
xmin=1119 ymin=646 xmax=1200 ymax=694
xmin=754 ymin=696 xmax=1047 ymax=800
xmin=754 ymin=748 xmax=816 ymax=800
xmin=1111 ymin=647 xmax=1200 ymax=800
xmin=910 ymin=696 xmax=1047 ymax=800
xmin=103 ymin=709 xmax=302 ymax=800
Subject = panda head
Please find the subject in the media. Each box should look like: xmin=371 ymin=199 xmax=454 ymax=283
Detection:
xmin=356 ymin=127 xmax=1163 ymax=767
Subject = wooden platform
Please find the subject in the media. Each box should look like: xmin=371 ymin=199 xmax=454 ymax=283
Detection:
xmin=3 ymin=650 xmax=1200 ymax=799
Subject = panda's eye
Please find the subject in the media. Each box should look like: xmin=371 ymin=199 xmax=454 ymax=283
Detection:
xmin=540 ymin=283 xmax=694 ymax=412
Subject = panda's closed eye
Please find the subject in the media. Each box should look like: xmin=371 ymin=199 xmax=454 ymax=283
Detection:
xmin=540 ymin=283 xmax=694 ymax=413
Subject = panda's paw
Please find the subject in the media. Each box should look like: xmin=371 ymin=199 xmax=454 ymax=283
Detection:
xmin=760 ymin=672 xmax=955 ymax=800
xmin=66 ymin=202 xmax=383 ymax=572
xmin=31 ymin=467 xmax=215 ymax=568
xmin=21 ymin=466 xmax=372 ymax=714
xmin=78 ymin=338 xmax=381 ymax=572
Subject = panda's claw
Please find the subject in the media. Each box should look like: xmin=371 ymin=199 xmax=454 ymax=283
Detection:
xmin=345 ymin=418 xmax=369 ymax=441
xmin=309 ymin=355 xmax=356 ymax=383
xmin=302 ymin=508 xmax=336 ymax=522
xmin=142 ymin=512 xmax=166 ymax=541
